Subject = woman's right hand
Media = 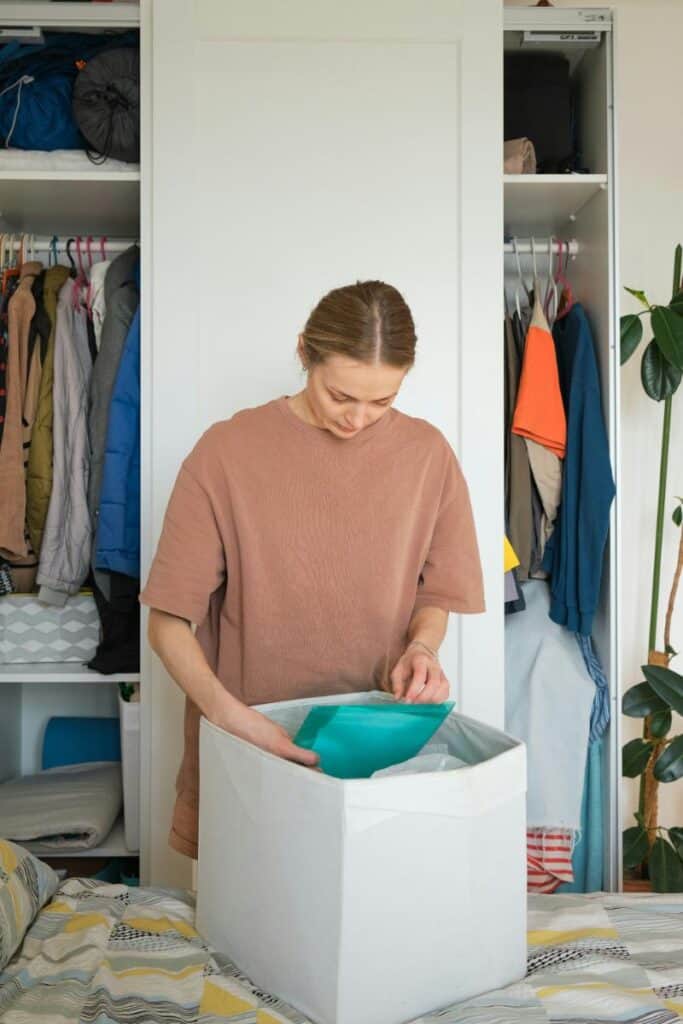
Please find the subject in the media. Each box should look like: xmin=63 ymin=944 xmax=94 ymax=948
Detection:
xmin=215 ymin=700 xmax=320 ymax=769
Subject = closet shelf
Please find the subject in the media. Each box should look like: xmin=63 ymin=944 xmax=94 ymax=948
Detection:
xmin=0 ymin=663 xmax=139 ymax=684
xmin=23 ymin=817 xmax=138 ymax=859
xmin=504 ymin=174 xmax=608 ymax=235
xmin=0 ymin=174 xmax=139 ymax=236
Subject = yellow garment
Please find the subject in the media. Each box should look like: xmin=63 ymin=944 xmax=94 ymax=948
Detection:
xmin=504 ymin=536 xmax=520 ymax=573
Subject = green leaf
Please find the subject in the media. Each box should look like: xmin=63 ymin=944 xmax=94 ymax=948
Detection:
xmin=622 ymin=681 xmax=668 ymax=717
xmin=620 ymin=314 xmax=643 ymax=365
xmin=670 ymin=291 xmax=683 ymax=315
xmin=643 ymin=664 xmax=683 ymax=715
xmin=674 ymin=505 xmax=683 ymax=527
xmin=650 ymin=709 xmax=672 ymax=738
xmin=623 ymin=738 xmax=653 ymax=777
xmin=649 ymin=836 xmax=683 ymax=892
xmin=641 ymin=340 xmax=683 ymax=400
xmin=625 ymin=286 xmax=651 ymax=309
xmin=623 ymin=826 xmax=649 ymax=869
xmin=652 ymin=305 xmax=683 ymax=370
xmin=669 ymin=827 xmax=683 ymax=858
xmin=654 ymin=734 xmax=683 ymax=783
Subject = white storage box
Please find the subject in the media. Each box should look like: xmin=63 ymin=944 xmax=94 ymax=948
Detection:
xmin=0 ymin=592 xmax=100 ymax=664
xmin=197 ymin=693 xmax=527 ymax=1024
xmin=118 ymin=694 xmax=140 ymax=852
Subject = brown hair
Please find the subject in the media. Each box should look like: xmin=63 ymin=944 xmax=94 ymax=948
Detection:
xmin=300 ymin=280 xmax=416 ymax=369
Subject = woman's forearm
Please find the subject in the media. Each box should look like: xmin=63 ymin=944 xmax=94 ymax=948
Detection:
xmin=407 ymin=606 xmax=448 ymax=654
xmin=147 ymin=607 xmax=241 ymax=729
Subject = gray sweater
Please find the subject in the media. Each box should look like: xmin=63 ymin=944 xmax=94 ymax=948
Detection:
xmin=37 ymin=279 xmax=94 ymax=605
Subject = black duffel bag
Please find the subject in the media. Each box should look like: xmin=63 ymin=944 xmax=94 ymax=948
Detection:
xmin=73 ymin=46 xmax=139 ymax=163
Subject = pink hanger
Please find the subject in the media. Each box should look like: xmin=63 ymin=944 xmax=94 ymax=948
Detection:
xmin=554 ymin=240 xmax=575 ymax=320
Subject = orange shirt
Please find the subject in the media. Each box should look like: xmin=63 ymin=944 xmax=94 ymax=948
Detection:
xmin=512 ymin=298 xmax=566 ymax=459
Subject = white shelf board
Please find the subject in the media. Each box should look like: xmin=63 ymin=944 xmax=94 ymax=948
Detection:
xmin=0 ymin=3 xmax=140 ymax=29
xmin=23 ymin=817 xmax=138 ymax=859
xmin=0 ymin=175 xmax=140 ymax=236
xmin=504 ymin=174 xmax=608 ymax=235
xmin=0 ymin=662 xmax=139 ymax=684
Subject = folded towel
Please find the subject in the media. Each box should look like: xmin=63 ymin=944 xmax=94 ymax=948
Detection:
xmin=0 ymin=762 xmax=122 ymax=850
xmin=504 ymin=137 xmax=537 ymax=174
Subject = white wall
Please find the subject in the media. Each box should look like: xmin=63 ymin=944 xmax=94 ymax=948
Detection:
xmin=506 ymin=0 xmax=683 ymax=833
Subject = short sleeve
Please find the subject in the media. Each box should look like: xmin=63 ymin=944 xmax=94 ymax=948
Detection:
xmin=140 ymin=433 xmax=226 ymax=625
xmin=413 ymin=449 xmax=486 ymax=615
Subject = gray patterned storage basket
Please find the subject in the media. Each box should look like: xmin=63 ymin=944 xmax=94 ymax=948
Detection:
xmin=0 ymin=592 xmax=100 ymax=664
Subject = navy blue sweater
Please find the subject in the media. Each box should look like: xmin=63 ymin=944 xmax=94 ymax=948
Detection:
xmin=543 ymin=304 xmax=615 ymax=635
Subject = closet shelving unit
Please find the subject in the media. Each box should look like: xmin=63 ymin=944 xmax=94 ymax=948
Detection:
xmin=504 ymin=175 xmax=608 ymax=234
xmin=0 ymin=2 xmax=144 ymax=872
xmin=504 ymin=6 xmax=621 ymax=889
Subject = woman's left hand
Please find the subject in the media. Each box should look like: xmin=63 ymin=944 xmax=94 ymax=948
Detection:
xmin=388 ymin=642 xmax=450 ymax=704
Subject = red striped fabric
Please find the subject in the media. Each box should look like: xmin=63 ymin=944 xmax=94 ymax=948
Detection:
xmin=527 ymin=828 xmax=575 ymax=893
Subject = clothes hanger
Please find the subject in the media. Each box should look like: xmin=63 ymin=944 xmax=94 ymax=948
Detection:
xmin=71 ymin=236 xmax=88 ymax=309
xmin=2 ymin=234 xmax=19 ymax=298
xmin=555 ymin=239 xmax=575 ymax=320
xmin=511 ymin=236 xmax=529 ymax=321
xmin=65 ymin=238 xmax=77 ymax=277
xmin=84 ymin=235 xmax=95 ymax=317
xmin=99 ymin=236 xmax=108 ymax=262
xmin=49 ymin=235 xmax=58 ymax=268
xmin=544 ymin=235 xmax=559 ymax=326
xmin=530 ymin=235 xmax=540 ymax=303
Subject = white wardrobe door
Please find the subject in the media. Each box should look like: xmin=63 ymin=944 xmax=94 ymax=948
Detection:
xmin=147 ymin=0 xmax=502 ymax=885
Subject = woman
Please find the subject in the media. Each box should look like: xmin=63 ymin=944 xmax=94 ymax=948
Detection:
xmin=141 ymin=280 xmax=485 ymax=859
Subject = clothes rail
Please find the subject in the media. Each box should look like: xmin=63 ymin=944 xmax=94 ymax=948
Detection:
xmin=504 ymin=239 xmax=578 ymax=256
xmin=2 ymin=236 xmax=139 ymax=254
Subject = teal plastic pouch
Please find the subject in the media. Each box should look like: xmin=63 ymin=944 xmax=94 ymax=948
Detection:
xmin=293 ymin=701 xmax=455 ymax=779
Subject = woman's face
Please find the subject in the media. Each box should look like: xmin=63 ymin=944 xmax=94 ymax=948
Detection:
xmin=303 ymin=351 xmax=408 ymax=439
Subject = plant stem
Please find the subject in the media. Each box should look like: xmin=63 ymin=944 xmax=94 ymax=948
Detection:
xmin=639 ymin=245 xmax=681 ymax=833
xmin=664 ymin=524 xmax=683 ymax=654
xmin=649 ymin=397 xmax=673 ymax=652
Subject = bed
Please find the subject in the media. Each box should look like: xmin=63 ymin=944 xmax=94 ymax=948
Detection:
xmin=2 ymin=844 xmax=683 ymax=1023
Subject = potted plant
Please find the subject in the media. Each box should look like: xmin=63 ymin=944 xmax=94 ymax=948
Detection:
xmin=620 ymin=244 xmax=683 ymax=891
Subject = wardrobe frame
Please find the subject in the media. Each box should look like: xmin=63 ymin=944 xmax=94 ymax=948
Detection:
xmin=0 ymin=1 xmax=148 ymax=874
xmin=504 ymin=5 xmax=621 ymax=891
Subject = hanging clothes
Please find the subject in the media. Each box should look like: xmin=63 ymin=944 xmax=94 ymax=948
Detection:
xmin=512 ymin=286 xmax=567 ymax=458
xmin=504 ymin=315 xmax=533 ymax=579
xmin=505 ymin=580 xmax=594 ymax=832
xmin=95 ymin=298 xmax=140 ymax=577
xmin=88 ymin=261 xmax=141 ymax=675
xmin=87 ymin=243 xmax=139 ymax=598
xmin=578 ymin=633 xmax=610 ymax=742
xmin=557 ymin=739 xmax=604 ymax=893
xmin=512 ymin=288 xmax=566 ymax=564
xmin=88 ymin=257 xmax=111 ymax=351
xmin=25 ymin=264 xmax=70 ymax=557
xmin=527 ymin=829 xmax=575 ymax=893
xmin=24 ymin=270 xmax=51 ymax=462
xmin=0 ymin=264 xmax=20 ymax=452
xmin=15 ymin=267 xmax=51 ymax=593
xmin=0 ymin=261 xmax=43 ymax=563
xmin=37 ymin=277 xmax=94 ymax=605
xmin=543 ymin=303 xmax=615 ymax=636
xmin=87 ymin=573 xmax=140 ymax=674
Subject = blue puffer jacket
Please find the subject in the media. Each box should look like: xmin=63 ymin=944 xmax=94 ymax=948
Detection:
xmin=95 ymin=287 xmax=140 ymax=579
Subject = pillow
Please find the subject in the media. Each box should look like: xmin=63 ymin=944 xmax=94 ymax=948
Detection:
xmin=0 ymin=839 xmax=59 ymax=969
